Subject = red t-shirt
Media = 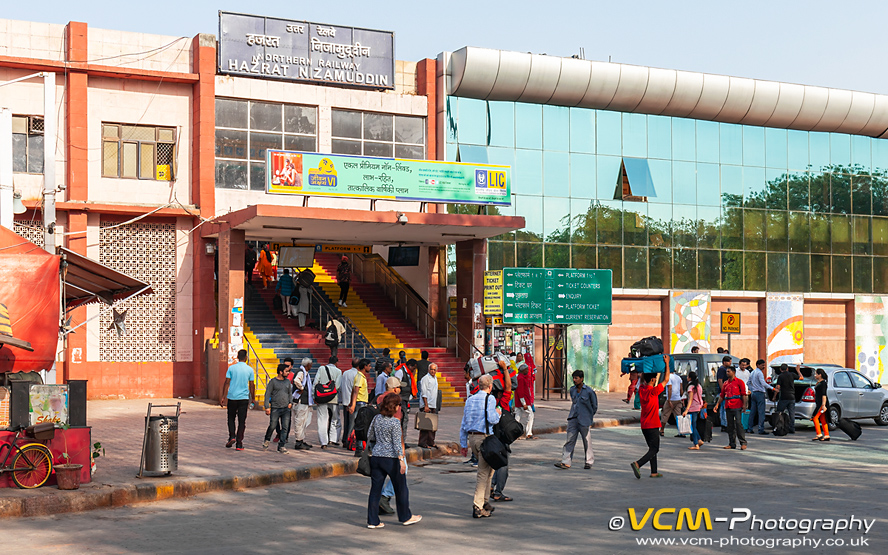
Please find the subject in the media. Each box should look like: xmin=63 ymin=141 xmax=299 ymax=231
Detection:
xmin=721 ymin=378 xmax=747 ymax=410
xmin=639 ymin=383 xmax=665 ymax=429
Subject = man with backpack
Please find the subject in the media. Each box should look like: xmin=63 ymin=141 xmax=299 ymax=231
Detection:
xmin=274 ymin=269 xmax=297 ymax=317
xmin=325 ymin=317 xmax=346 ymax=358
xmin=291 ymin=357 xmax=314 ymax=450
xmin=459 ymin=375 xmax=501 ymax=518
xmin=489 ymin=358 xmax=514 ymax=503
xmin=339 ymin=358 xmax=360 ymax=449
xmin=315 ymin=356 xmax=343 ymax=449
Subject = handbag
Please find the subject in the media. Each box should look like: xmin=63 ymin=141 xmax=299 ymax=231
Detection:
xmin=313 ymin=365 xmax=338 ymax=404
xmin=676 ymin=414 xmax=692 ymax=435
xmin=414 ymin=411 xmax=438 ymax=431
xmin=479 ymin=394 xmax=509 ymax=470
xmin=357 ymin=449 xmax=372 ymax=477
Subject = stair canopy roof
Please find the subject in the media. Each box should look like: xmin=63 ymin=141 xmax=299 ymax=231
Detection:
xmin=202 ymin=205 xmax=525 ymax=246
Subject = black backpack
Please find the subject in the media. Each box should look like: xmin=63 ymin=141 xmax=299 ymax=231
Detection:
xmin=630 ymin=336 xmax=664 ymax=358
xmin=324 ymin=322 xmax=339 ymax=346
xmin=773 ymin=410 xmax=791 ymax=436
xmin=354 ymin=404 xmax=380 ymax=441
xmin=493 ymin=411 xmax=525 ymax=446
xmin=479 ymin=395 xmax=509 ymax=469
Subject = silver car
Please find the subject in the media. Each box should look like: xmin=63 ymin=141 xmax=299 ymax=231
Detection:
xmin=765 ymin=365 xmax=888 ymax=428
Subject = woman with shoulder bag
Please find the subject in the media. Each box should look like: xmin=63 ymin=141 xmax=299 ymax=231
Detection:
xmin=683 ymin=371 xmax=704 ymax=450
xmin=366 ymin=393 xmax=422 ymax=529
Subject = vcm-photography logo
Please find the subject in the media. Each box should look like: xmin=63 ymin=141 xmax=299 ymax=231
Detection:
xmin=608 ymin=507 xmax=875 ymax=534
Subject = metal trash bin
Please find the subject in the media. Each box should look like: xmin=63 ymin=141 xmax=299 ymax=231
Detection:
xmin=138 ymin=403 xmax=181 ymax=477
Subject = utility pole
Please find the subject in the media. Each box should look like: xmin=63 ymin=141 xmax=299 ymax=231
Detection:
xmin=43 ymin=72 xmax=56 ymax=253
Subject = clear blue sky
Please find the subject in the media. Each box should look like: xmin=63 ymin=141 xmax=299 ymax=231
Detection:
xmin=6 ymin=1 xmax=887 ymax=93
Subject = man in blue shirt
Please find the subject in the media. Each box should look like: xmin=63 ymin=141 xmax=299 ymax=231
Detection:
xmin=459 ymin=375 xmax=501 ymax=519
xmin=747 ymin=359 xmax=774 ymax=435
xmin=221 ymin=349 xmax=255 ymax=451
xmin=555 ymin=370 xmax=598 ymax=470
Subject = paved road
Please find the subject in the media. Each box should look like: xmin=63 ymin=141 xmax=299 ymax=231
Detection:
xmin=9 ymin=422 xmax=886 ymax=554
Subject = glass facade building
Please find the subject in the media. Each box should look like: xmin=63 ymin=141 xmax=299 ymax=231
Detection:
xmin=445 ymin=96 xmax=888 ymax=293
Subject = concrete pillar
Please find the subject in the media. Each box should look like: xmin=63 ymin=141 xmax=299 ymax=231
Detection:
xmin=427 ymin=246 xmax=440 ymax=322
xmin=455 ymin=239 xmax=486 ymax=359
xmin=214 ymin=227 xmax=245 ymax=401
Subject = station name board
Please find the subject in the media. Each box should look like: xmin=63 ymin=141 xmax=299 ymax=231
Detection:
xmin=218 ymin=11 xmax=395 ymax=89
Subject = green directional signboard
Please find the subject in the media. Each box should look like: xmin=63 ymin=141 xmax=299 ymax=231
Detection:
xmin=501 ymin=268 xmax=613 ymax=325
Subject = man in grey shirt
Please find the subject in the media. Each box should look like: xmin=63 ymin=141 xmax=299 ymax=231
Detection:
xmin=263 ymin=364 xmax=293 ymax=453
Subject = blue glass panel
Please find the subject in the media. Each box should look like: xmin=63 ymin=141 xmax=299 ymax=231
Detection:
xmin=766 ymin=168 xmax=788 ymax=210
xmin=457 ymin=97 xmax=487 ymax=145
xmin=743 ymin=126 xmax=765 ymax=167
xmin=622 ymin=113 xmax=647 ymax=158
xmin=743 ymin=166 xmax=767 ymax=209
xmin=672 ymin=204 xmax=697 ymax=248
xmin=697 ymin=162 xmax=720 ymax=206
xmin=596 ymin=155 xmax=622 ymax=199
xmin=569 ymin=153 xmax=596 ymax=199
xmin=673 ymin=161 xmax=696 ymax=205
xmin=569 ymin=108 xmax=595 ymax=153
xmin=787 ymin=130 xmax=809 ymax=171
xmin=672 ymin=117 xmax=696 ymax=161
xmin=648 ymin=115 xmax=672 ymax=160
xmin=487 ymin=146 xmax=515 ymax=169
xmin=544 ymin=196 xmax=571 ymax=241
xmin=648 ymin=204 xmax=672 ymax=248
xmin=513 ymin=149 xmax=542 ymax=195
xmin=873 ymin=138 xmax=888 ymax=174
xmin=571 ymin=198 xmax=595 ymax=244
xmin=765 ymin=127 xmax=788 ymax=169
xmin=596 ymin=110 xmax=621 ymax=156
xmin=721 ymin=165 xmax=743 ymax=208
xmin=458 ymin=144 xmax=488 ymax=164
xmin=623 ymin=158 xmax=656 ymax=197
xmin=543 ymin=105 xmax=570 ymax=152
xmin=809 ymin=132 xmax=831 ymax=172
xmin=831 ymin=133 xmax=851 ymax=167
xmin=719 ymin=123 xmax=742 ymax=166
xmin=851 ymin=135 xmax=872 ymax=173
xmin=696 ymin=120 xmax=719 ymax=163
xmin=515 ymin=194 xmax=543 ymax=241
xmin=515 ymin=103 xmax=542 ymax=150
xmin=488 ymin=101 xmax=514 ymax=148
xmin=445 ymin=141 xmax=457 ymax=163
xmin=445 ymin=97 xmax=458 ymax=146
xmin=647 ymin=159 xmax=672 ymax=205
xmin=544 ymin=150 xmax=570 ymax=197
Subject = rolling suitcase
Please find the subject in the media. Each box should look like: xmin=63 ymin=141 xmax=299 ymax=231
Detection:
xmin=837 ymin=418 xmax=862 ymax=440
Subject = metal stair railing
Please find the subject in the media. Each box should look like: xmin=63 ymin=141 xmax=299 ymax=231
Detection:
xmin=351 ymin=253 xmax=482 ymax=360
xmin=244 ymin=336 xmax=271 ymax=399
xmin=306 ymin=284 xmax=381 ymax=361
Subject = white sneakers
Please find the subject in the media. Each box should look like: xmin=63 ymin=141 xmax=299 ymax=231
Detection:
xmin=338 ymin=300 xmax=348 ymax=308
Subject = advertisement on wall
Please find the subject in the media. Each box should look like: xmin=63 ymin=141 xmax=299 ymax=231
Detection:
xmin=218 ymin=11 xmax=395 ymax=89
xmin=266 ymin=150 xmax=511 ymax=205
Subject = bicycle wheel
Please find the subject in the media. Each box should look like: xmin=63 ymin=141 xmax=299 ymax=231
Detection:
xmin=11 ymin=444 xmax=53 ymax=489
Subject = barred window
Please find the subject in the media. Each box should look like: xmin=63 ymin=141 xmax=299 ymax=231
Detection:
xmin=102 ymin=124 xmax=177 ymax=181
xmin=12 ymin=115 xmax=44 ymax=174
xmin=215 ymin=99 xmax=318 ymax=190
xmin=332 ymin=110 xmax=425 ymax=160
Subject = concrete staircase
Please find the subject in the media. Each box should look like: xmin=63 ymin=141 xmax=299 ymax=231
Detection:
xmin=313 ymin=253 xmax=466 ymax=406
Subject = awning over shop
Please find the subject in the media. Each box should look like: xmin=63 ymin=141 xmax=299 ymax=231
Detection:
xmin=201 ymin=205 xmax=526 ymax=246
xmin=59 ymin=247 xmax=153 ymax=310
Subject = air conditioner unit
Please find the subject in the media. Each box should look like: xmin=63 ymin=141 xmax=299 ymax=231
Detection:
xmin=28 ymin=116 xmax=44 ymax=135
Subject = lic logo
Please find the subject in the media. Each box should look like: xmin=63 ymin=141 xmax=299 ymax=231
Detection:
xmin=475 ymin=170 xmax=487 ymax=187
xmin=476 ymin=169 xmax=507 ymax=196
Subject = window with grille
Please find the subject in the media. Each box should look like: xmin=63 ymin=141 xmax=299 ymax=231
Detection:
xmin=332 ymin=110 xmax=425 ymax=160
xmin=102 ymin=124 xmax=177 ymax=181
xmin=215 ymin=99 xmax=318 ymax=190
xmin=12 ymin=115 xmax=44 ymax=174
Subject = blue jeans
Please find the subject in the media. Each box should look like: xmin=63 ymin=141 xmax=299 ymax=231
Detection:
xmin=749 ymin=391 xmax=767 ymax=432
xmin=381 ymin=463 xmax=406 ymax=498
xmin=492 ymin=451 xmax=509 ymax=496
xmin=688 ymin=411 xmax=701 ymax=445
xmin=776 ymin=400 xmax=796 ymax=432
xmin=264 ymin=407 xmax=291 ymax=447
xmin=368 ymin=456 xmax=411 ymax=525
